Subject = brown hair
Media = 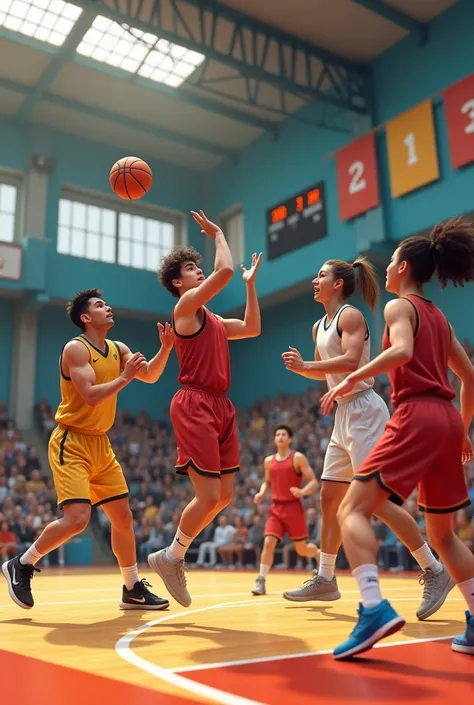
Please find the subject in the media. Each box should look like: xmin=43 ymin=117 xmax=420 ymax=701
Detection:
xmin=158 ymin=246 xmax=201 ymax=297
xmin=325 ymin=256 xmax=379 ymax=311
xmin=397 ymin=216 xmax=474 ymax=288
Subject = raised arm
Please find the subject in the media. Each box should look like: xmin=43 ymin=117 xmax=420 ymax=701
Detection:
xmin=282 ymin=308 xmax=367 ymax=379
xmin=115 ymin=322 xmax=174 ymax=384
xmin=253 ymin=456 xmax=272 ymax=504
xmin=218 ymin=252 xmax=262 ymax=340
xmin=289 ymin=452 xmax=319 ymax=498
xmin=63 ymin=340 xmax=146 ymax=407
xmin=175 ymin=211 xmax=233 ymax=317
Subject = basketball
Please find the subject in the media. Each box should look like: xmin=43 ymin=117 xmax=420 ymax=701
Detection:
xmin=109 ymin=156 xmax=152 ymax=200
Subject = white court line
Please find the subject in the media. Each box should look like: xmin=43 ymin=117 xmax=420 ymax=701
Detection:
xmin=114 ymin=596 xmax=462 ymax=705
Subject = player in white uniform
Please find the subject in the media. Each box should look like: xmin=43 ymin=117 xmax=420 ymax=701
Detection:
xmin=281 ymin=257 xmax=454 ymax=619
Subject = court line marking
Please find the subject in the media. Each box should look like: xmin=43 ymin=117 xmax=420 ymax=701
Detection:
xmin=115 ymin=595 xmax=461 ymax=705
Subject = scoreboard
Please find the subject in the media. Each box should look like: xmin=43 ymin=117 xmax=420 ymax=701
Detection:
xmin=266 ymin=181 xmax=327 ymax=260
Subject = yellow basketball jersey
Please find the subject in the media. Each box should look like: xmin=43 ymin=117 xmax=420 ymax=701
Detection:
xmin=55 ymin=336 xmax=121 ymax=434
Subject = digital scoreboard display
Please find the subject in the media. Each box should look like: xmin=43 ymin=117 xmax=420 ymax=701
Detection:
xmin=266 ymin=181 xmax=327 ymax=260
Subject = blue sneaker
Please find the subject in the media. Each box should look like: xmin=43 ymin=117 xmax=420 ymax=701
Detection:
xmin=333 ymin=600 xmax=405 ymax=660
xmin=452 ymin=611 xmax=474 ymax=655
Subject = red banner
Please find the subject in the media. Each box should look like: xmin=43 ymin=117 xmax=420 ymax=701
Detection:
xmin=444 ymin=73 xmax=474 ymax=169
xmin=336 ymin=133 xmax=379 ymax=221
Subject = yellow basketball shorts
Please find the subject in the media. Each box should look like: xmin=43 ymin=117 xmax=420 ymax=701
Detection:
xmin=48 ymin=425 xmax=129 ymax=509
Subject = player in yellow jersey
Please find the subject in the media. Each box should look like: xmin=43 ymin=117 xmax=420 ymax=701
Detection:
xmin=2 ymin=289 xmax=173 ymax=611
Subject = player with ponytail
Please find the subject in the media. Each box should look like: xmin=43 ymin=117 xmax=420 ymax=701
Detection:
xmin=320 ymin=217 xmax=474 ymax=659
xmin=282 ymin=257 xmax=451 ymax=620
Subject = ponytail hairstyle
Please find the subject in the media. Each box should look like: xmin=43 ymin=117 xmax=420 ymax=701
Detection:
xmin=397 ymin=216 xmax=474 ymax=288
xmin=325 ymin=256 xmax=379 ymax=311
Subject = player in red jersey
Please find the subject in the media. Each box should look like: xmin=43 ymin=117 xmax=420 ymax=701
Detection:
xmin=148 ymin=210 xmax=262 ymax=607
xmin=251 ymin=424 xmax=318 ymax=596
xmin=320 ymin=217 xmax=474 ymax=659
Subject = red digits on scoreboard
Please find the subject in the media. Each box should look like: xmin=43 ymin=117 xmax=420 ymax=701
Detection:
xmin=296 ymin=196 xmax=304 ymax=212
xmin=271 ymin=205 xmax=287 ymax=223
xmin=307 ymin=189 xmax=320 ymax=205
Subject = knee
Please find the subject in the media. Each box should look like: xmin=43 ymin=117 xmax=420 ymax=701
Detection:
xmin=336 ymin=498 xmax=351 ymax=528
xmin=426 ymin=525 xmax=455 ymax=554
xmin=63 ymin=505 xmax=90 ymax=534
xmin=111 ymin=504 xmax=134 ymax=532
xmin=320 ymin=483 xmax=341 ymax=514
xmin=217 ymin=486 xmax=233 ymax=512
xmin=199 ymin=485 xmax=222 ymax=512
xmin=294 ymin=541 xmax=307 ymax=556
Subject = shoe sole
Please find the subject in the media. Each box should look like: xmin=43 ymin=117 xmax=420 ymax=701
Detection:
xmin=417 ymin=577 xmax=456 ymax=621
xmin=333 ymin=617 xmax=406 ymax=660
xmin=1 ymin=561 xmax=32 ymax=610
xmin=451 ymin=643 xmax=474 ymax=655
xmin=119 ymin=601 xmax=170 ymax=611
xmin=251 ymin=590 xmax=266 ymax=596
xmin=147 ymin=554 xmax=191 ymax=608
xmin=282 ymin=590 xmax=341 ymax=603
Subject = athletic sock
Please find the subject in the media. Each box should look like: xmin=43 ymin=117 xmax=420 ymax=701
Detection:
xmin=318 ymin=552 xmax=337 ymax=581
xmin=457 ymin=577 xmax=474 ymax=613
xmin=166 ymin=529 xmax=193 ymax=563
xmin=120 ymin=564 xmax=140 ymax=591
xmin=20 ymin=543 xmax=45 ymax=566
xmin=411 ymin=543 xmax=442 ymax=574
xmin=259 ymin=564 xmax=270 ymax=578
xmin=353 ymin=563 xmax=383 ymax=609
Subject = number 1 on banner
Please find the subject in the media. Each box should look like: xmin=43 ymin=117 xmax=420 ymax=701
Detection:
xmin=348 ymin=161 xmax=367 ymax=194
xmin=404 ymin=132 xmax=419 ymax=166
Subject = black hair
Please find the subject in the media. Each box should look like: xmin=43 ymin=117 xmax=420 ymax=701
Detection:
xmin=66 ymin=288 xmax=103 ymax=331
xmin=274 ymin=424 xmax=293 ymax=438
xmin=158 ymin=246 xmax=201 ymax=297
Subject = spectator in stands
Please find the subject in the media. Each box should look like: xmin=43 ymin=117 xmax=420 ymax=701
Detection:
xmin=196 ymin=515 xmax=235 ymax=568
xmin=455 ymin=508 xmax=474 ymax=552
xmin=0 ymin=520 xmax=16 ymax=560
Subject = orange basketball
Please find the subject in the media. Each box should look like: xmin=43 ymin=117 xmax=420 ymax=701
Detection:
xmin=109 ymin=156 xmax=152 ymax=200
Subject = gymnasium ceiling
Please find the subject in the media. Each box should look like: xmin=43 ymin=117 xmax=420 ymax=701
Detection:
xmin=0 ymin=0 xmax=460 ymax=170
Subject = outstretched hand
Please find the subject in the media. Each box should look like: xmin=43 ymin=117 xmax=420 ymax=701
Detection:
xmin=240 ymin=252 xmax=262 ymax=284
xmin=158 ymin=322 xmax=174 ymax=350
xmin=191 ymin=210 xmax=222 ymax=239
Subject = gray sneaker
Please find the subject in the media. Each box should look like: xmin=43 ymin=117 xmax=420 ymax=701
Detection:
xmin=416 ymin=564 xmax=456 ymax=620
xmin=147 ymin=548 xmax=191 ymax=607
xmin=283 ymin=571 xmax=341 ymax=602
xmin=251 ymin=575 xmax=266 ymax=595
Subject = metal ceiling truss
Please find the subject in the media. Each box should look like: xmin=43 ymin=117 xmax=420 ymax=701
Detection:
xmin=76 ymin=0 xmax=370 ymax=116
xmin=352 ymin=0 xmax=429 ymax=46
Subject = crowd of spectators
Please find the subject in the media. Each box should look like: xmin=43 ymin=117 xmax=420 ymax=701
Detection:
xmin=2 ymin=344 xmax=474 ymax=569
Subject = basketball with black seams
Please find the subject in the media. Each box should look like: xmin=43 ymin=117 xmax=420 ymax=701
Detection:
xmin=109 ymin=156 xmax=152 ymax=200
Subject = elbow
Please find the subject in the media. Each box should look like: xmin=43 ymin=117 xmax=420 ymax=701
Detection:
xmin=247 ymin=325 xmax=261 ymax=338
xmin=346 ymin=360 xmax=359 ymax=372
xmin=219 ymin=265 xmax=234 ymax=281
xmin=86 ymin=396 xmax=97 ymax=407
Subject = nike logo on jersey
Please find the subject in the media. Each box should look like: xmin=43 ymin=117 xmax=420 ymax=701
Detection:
xmin=93 ymin=358 xmax=99 ymax=363
xmin=12 ymin=567 xmax=19 ymax=585
xmin=127 ymin=596 xmax=146 ymax=603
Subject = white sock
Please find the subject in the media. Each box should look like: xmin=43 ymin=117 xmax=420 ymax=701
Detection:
xmin=20 ymin=543 xmax=45 ymax=566
xmin=457 ymin=577 xmax=474 ymax=613
xmin=353 ymin=563 xmax=383 ymax=609
xmin=121 ymin=564 xmax=139 ymax=591
xmin=166 ymin=529 xmax=193 ymax=563
xmin=259 ymin=564 xmax=270 ymax=578
xmin=318 ymin=552 xmax=337 ymax=581
xmin=411 ymin=543 xmax=442 ymax=574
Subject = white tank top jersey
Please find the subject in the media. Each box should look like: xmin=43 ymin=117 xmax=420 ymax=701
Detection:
xmin=315 ymin=304 xmax=374 ymax=399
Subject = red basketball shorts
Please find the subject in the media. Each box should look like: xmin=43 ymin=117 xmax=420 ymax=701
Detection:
xmin=170 ymin=386 xmax=240 ymax=477
xmin=264 ymin=500 xmax=308 ymax=542
xmin=355 ymin=396 xmax=470 ymax=513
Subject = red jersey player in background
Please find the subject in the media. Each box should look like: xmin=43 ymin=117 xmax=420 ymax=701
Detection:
xmin=320 ymin=217 xmax=474 ymax=659
xmin=251 ymin=424 xmax=318 ymax=596
xmin=149 ymin=210 xmax=262 ymax=607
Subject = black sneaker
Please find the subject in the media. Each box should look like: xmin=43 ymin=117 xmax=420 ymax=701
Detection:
xmin=2 ymin=554 xmax=40 ymax=609
xmin=119 ymin=578 xmax=170 ymax=610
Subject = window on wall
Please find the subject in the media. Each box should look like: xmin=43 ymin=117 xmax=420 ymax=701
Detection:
xmin=220 ymin=206 xmax=244 ymax=264
xmin=0 ymin=183 xmax=18 ymax=243
xmin=57 ymin=193 xmax=180 ymax=271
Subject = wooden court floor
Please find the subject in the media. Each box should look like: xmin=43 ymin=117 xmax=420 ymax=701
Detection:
xmin=1 ymin=565 xmax=473 ymax=704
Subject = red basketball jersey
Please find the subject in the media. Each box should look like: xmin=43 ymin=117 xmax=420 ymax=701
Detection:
xmin=269 ymin=451 xmax=302 ymax=502
xmin=383 ymin=294 xmax=455 ymax=408
xmin=173 ymin=307 xmax=231 ymax=394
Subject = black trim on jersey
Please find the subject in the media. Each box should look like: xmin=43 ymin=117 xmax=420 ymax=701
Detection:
xmin=313 ymin=319 xmax=322 ymax=343
xmin=419 ymin=498 xmax=471 ymax=514
xmin=387 ymin=297 xmax=420 ymax=342
xmin=173 ymin=309 xmax=207 ymax=339
xmin=291 ymin=451 xmax=303 ymax=477
xmin=112 ymin=341 xmax=122 ymax=367
xmin=59 ymin=429 xmax=69 ymax=466
xmin=334 ymin=304 xmax=369 ymax=340
xmin=59 ymin=344 xmax=71 ymax=381
xmin=323 ymin=304 xmax=345 ymax=332
xmin=93 ymin=492 xmax=129 ymax=508
xmin=58 ymin=498 xmax=91 ymax=510
xmin=78 ymin=335 xmax=109 ymax=358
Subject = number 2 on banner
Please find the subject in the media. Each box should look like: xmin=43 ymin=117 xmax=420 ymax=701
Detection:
xmin=461 ymin=99 xmax=474 ymax=135
xmin=348 ymin=160 xmax=366 ymax=194
xmin=404 ymin=132 xmax=419 ymax=166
